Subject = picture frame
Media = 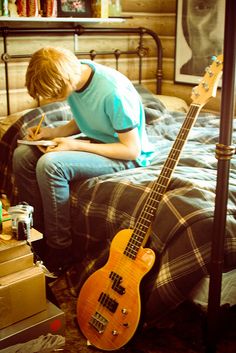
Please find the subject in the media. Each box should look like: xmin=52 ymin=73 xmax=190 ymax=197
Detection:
xmin=57 ymin=0 xmax=92 ymax=18
xmin=175 ymin=0 xmax=225 ymax=85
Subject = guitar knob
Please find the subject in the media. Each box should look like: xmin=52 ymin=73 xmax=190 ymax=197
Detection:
xmin=121 ymin=308 xmax=128 ymax=315
xmin=112 ymin=330 xmax=119 ymax=336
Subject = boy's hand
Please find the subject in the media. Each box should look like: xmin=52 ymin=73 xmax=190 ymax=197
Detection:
xmin=46 ymin=138 xmax=90 ymax=152
xmin=27 ymin=126 xmax=55 ymax=141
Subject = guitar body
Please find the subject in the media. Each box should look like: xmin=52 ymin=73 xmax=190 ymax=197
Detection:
xmin=77 ymin=228 xmax=156 ymax=351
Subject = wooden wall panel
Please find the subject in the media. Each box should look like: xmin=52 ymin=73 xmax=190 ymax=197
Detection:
xmin=121 ymin=0 xmax=176 ymax=13
xmin=97 ymin=15 xmax=176 ymax=37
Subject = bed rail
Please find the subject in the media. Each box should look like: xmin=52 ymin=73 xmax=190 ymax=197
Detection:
xmin=0 ymin=25 xmax=163 ymax=115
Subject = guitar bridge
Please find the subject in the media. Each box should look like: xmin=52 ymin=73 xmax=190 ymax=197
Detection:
xmin=89 ymin=311 xmax=108 ymax=334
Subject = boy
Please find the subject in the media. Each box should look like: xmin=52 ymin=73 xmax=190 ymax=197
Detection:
xmin=13 ymin=46 xmax=156 ymax=275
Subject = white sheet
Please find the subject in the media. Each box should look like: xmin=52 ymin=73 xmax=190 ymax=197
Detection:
xmin=189 ymin=269 xmax=236 ymax=309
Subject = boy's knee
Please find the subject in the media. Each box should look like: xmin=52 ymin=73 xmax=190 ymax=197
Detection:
xmin=36 ymin=153 xmax=59 ymax=177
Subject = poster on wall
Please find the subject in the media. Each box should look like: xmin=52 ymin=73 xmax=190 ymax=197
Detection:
xmin=175 ymin=0 xmax=225 ymax=85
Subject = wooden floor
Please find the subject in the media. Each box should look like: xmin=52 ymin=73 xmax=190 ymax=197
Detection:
xmin=50 ymin=275 xmax=236 ymax=353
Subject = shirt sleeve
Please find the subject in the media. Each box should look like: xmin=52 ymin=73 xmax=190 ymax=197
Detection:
xmin=105 ymin=88 xmax=142 ymax=132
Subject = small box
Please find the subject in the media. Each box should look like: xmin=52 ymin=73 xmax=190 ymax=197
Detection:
xmin=0 ymin=242 xmax=32 ymax=264
xmin=0 ymin=266 xmax=46 ymax=329
xmin=0 ymin=252 xmax=34 ymax=277
xmin=0 ymin=300 xmax=65 ymax=351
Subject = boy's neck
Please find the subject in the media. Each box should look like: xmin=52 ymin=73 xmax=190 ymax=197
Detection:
xmin=76 ymin=64 xmax=92 ymax=90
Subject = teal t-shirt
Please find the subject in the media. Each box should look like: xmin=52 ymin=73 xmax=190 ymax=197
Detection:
xmin=67 ymin=60 xmax=155 ymax=166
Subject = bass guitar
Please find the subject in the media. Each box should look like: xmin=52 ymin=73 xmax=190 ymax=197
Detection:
xmin=76 ymin=55 xmax=223 ymax=351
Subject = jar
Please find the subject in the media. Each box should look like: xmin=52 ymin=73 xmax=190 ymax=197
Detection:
xmin=109 ymin=0 xmax=122 ymax=17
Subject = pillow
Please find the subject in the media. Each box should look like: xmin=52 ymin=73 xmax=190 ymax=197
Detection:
xmin=134 ymin=84 xmax=168 ymax=124
xmin=133 ymin=84 xmax=188 ymax=124
xmin=155 ymin=95 xmax=189 ymax=113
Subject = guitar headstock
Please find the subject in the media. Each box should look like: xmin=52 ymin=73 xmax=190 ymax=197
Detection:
xmin=191 ymin=54 xmax=223 ymax=106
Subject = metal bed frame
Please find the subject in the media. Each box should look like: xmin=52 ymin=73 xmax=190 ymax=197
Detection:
xmin=0 ymin=25 xmax=163 ymax=116
xmin=206 ymin=1 xmax=236 ymax=352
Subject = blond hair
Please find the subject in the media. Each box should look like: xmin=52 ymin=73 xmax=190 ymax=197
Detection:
xmin=25 ymin=47 xmax=81 ymax=100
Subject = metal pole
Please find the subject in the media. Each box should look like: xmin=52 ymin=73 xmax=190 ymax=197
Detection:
xmin=206 ymin=0 xmax=236 ymax=352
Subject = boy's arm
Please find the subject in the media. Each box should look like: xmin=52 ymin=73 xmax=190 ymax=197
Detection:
xmin=47 ymin=128 xmax=141 ymax=161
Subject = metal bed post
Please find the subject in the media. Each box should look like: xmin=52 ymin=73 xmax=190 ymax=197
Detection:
xmin=1 ymin=28 xmax=10 ymax=115
xmin=206 ymin=0 xmax=236 ymax=352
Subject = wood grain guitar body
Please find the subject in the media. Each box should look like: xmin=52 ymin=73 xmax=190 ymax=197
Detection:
xmin=77 ymin=228 xmax=155 ymax=351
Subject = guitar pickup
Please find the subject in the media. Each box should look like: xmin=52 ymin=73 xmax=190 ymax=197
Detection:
xmin=98 ymin=292 xmax=118 ymax=313
xmin=109 ymin=271 xmax=126 ymax=295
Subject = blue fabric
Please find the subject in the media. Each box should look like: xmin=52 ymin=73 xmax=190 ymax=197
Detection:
xmin=12 ymin=145 xmax=138 ymax=249
xmin=68 ymin=60 xmax=155 ymax=166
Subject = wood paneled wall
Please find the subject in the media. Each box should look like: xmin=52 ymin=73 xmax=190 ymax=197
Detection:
xmin=0 ymin=0 xmax=224 ymax=117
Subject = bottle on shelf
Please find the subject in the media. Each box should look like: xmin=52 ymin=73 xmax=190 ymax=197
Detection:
xmin=92 ymin=0 xmax=109 ymax=18
xmin=108 ymin=0 xmax=122 ymax=17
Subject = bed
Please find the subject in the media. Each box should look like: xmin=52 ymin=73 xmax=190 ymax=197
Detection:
xmin=0 ymin=23 xmax=236 ymax=344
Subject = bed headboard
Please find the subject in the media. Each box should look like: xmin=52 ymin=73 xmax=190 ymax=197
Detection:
xmin=0 ymin=25 xmax=163 ymax=116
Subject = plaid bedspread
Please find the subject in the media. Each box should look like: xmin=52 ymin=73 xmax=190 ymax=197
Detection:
xmin=69 ymin=101 xmax=236 ymax=325
xmin=1 ymin=87 xmax=236 ymax=325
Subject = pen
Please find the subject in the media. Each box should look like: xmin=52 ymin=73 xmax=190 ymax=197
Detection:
xmin=34 ymin=113 xmax=45 ymax=137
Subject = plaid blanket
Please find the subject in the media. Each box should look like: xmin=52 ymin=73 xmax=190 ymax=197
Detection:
xmin=0 ymin=101 xmax=73 ymax=203
xmin=1 ymin=88 xmax=236 ymax=325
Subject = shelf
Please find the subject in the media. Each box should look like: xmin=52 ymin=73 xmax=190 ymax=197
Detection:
xmin=0 ymin=16 xmax=125 ymax=24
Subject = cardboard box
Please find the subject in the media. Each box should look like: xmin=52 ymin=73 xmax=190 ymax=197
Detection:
xmin=0 ymin=266 xmax=46 ymax=329
xmin=0 ymin=242 xmax=32 ymax=263
xmin=0 ymin=300 xmax=65 ymax=351
xmin=0 ymin=252 xmax=34 ymax=277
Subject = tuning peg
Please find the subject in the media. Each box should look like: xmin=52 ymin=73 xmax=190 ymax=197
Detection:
xmin=202 ymin=81 xmax=209 ymax=91
xmin=192 ymin=87 xmax=200 ymax=96
xmin=212 ymin=55 xmax=223 ymax=66
xmin=205 ymin=66 xmax=213 ymax=77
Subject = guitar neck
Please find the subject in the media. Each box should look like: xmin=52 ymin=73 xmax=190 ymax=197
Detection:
xmin=124 ymin=103 xmax=203 ymax=258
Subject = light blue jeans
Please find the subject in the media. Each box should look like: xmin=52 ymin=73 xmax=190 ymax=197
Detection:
xmin=12 ymin=145 xmax=138 ymax=250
